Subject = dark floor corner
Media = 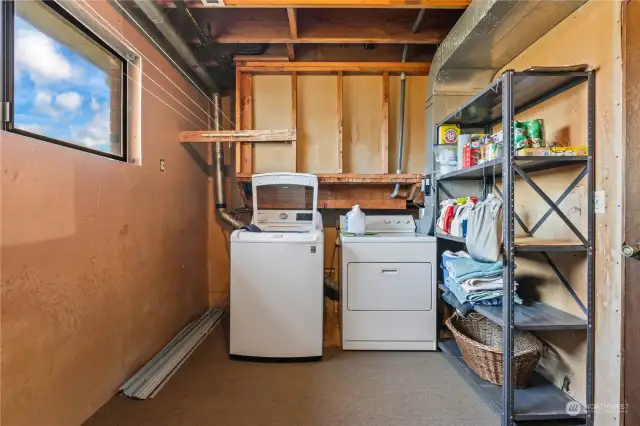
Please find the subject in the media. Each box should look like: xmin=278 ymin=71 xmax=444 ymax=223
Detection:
xmin=84 ymin=327 xmax=498 ymax=426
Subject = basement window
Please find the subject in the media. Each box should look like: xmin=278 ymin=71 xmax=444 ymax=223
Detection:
xmin=0 ymin=0 xmax=128 ymax=161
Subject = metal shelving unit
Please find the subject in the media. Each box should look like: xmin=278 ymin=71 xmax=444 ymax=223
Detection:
xmin=433 ymin=70 xmax=595 ymax=426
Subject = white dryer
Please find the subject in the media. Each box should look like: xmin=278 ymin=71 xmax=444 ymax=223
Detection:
xmin=340 ymin=215 xmax=437 ymax=351
xmin=230 ymin=173 xmax=324 ymax=361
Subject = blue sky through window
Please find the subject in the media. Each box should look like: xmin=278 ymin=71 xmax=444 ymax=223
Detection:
xmin=14 ymin=15 xmax=116 ymax=155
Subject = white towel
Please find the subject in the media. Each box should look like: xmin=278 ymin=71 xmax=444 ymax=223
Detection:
xmin=461 ymin=277 xmax=519 ymax=293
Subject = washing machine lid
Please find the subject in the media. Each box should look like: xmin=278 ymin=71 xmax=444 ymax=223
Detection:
xmin=231 ymin=229 xmax=323 ymax=243
xmin=252 ymin=173 xmax=319 ymax=232
xmin=340 ymin=233 xmax=436 ymax=243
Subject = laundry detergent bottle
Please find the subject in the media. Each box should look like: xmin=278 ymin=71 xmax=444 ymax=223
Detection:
xmin=346 ymin=205 xmax=366 ymax=235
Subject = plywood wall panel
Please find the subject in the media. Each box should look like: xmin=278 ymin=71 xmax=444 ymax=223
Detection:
xmin=495 ymin=0 xmax=623 ymax=420
xmin=298 ymin=75 xmax=340 ymax=172
xmin=0 ymin=1 xmax=210 ymax=424
xmin=252 ymin=75 xmax=294 ymax=173
xmin=390 ymin=76 xmax=427 ymax=174
xmin=343 ymin=76 xmax=384 ymax=174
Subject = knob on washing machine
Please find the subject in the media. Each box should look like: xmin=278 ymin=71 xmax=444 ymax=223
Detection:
xmin=279 ymin=212 xmax=288 ymax=220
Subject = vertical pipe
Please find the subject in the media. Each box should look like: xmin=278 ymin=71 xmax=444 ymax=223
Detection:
xmin=391 ymin=9 xmax=426 ymax=198
xmin=212 ymin=93 xmax=243 ymax=229
xmin=586 ymin=71 xmax=596 ymax=426
xmin=501 ymin=70 xmax=515 ymax=426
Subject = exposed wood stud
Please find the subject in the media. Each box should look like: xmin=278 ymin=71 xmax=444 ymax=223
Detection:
xmin=337 ymin=71 xmax=344 ymax=173
xmin=240 ymin=73 xmax=254 ymax=174
xmin=291 ymin=72 xmax=298 ymax=171
xmin=235 ymin=68 xmax=242 ymax=173
xmin=381 ymin=71 xmax=389 ymax=173
xmin=287 ymin=8 xmax=298 ymax=38
xmin=236 ymin=61 xmax=430 ymax=74
xmin=287 ymin=43 xmax=296 ymax=61
xmin=180 ymin=129 xmax=297 ymax=143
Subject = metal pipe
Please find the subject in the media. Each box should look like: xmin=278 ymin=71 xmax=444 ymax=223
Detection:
xmin=132 ymin=0 xmax=217 ymax=91
xmin=212 ymin=93 xmax=244 ymax=229
xmin=391 ymin=9 xmax=426 ymax=199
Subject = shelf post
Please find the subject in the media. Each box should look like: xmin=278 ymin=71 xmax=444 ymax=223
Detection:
xmin=586 ymin=70 xmax=596 ymax=426
xmin=501 ymin=70 xmax=516 ymax=426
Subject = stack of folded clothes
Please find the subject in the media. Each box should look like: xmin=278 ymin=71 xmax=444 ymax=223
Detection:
xmin=441 ymin=252 xmax=522 ymax=316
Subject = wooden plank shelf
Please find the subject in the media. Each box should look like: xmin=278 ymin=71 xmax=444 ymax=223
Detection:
xmin=435 ymin=233 xmax=586 ymax=252
xmin=438 ymin=339 xmax=587 ymax=422
xmin=179 ymin=129 xmax=295 ymax=143
xmin=235 ymin=173 xmax=424 ymax=184
xmin=439 ymin=284 xmax=586 ymax=330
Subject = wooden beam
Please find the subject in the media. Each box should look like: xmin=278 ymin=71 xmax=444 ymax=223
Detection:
xmin=235 ymin=68 xmax=242 ymax=173
xmin=287 ymin=8 xmax=298 ymax=38
xmin=337 ymin=71 xmax=344 ymax=173
xmin=158 ymin=0 xmax=470 ymax=8
xmin=237 ymin=61 xmax=430 ymax=74
xmin=233 ymin=55 xmax=290 ymax=62
xmin=235 ymin=173 xmax=423 ymax=184
xmin=180 ymin=129 xmax=296 ymax=143
xmin=287 ymin=44 xmax=296 ymax=61
xmin=188 ymin=8 xmax=461 ymax=45
xmin=291 ymin=72 xmax=298 ymax=171
xmin=240 ymin=73 xmax=254 ymax=173
xmin=380 ymin=72 xmax=389 ymax=173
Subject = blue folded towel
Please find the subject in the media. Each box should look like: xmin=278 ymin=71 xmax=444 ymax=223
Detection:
xmin=446 ymin=277 xmax=522 ymax=306
xmin=445 ymin=257 xmax=503 ymax=285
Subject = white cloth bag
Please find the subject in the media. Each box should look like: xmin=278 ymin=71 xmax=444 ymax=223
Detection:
xmin=465 ymin=195 xmax=503 ymax=263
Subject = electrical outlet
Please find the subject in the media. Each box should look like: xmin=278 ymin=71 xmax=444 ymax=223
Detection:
xmin=595 ymin=190 xmax=606 ymax=214
xmin=160 ymin=159 xmax=165 ymax=172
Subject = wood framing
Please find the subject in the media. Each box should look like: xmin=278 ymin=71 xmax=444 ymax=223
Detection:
xmin=287 ymin=44 xmax=295 ymax=61
xmin=381 ymin=72 xmax=389 ymax=173
xmin=291 ymin=72 xmax=298 ymax=171
xmin=235 ymin=173 xmax=422 ymax=184
xmin=159 ymin=0 xmax=471 ymax=8
xmin=337 ymin=71 xmax=344 ymax=173
xmin=286 ymin=8 xmax=298 ymax=37
xmin=180 ymin=129 xmax=296 ymax=143
xmin=240 ymin=73 xmax=254 ymax=173
xmin=236 ymin=61 xmax=430 ymax=75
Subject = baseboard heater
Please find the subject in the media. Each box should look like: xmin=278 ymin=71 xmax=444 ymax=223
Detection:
xmin=119 ymin=308 xmax=225 ymax=399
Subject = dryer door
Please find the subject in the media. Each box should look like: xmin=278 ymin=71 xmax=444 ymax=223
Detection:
xmin=347 ymin=262 xmax=432 ymax=311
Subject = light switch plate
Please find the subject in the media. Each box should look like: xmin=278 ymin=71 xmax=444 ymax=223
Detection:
xmin=595 ymin=190 xmax=606 ymax=214
xmin=160 ymin=159 xmax=165 ymax=172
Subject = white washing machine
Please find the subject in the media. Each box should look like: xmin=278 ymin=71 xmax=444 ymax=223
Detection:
xmin=340 ymin=215 xmax=437 ymax=351
xmin=230 ymin=173 xmax=324 ymax=361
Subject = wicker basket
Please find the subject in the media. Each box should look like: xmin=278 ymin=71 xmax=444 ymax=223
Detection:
xmin=445 ymin=313 xmax=544 ymax=389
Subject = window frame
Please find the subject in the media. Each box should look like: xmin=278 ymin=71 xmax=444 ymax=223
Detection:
xmin=0 ymin=0 xmax=128 ymax=161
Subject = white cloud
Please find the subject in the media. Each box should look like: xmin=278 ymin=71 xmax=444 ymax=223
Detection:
xmin=90 ymin=97 xmax=101 ymax=112
xmin=34 ymin=91 xmax=58 ymax=117
xmin=17 ymin=123 xmax=49 ymax=134
xmin=55 ymin=92 xmax=83 ymax=111
xmin=15 ymin=28 xmax=73 ymax=83
xmin=73 ymin=106 xmax=111 ymax=148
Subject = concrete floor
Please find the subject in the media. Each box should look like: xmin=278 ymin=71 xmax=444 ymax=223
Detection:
xmin=85 ymin=326 xmax=498 ymax=426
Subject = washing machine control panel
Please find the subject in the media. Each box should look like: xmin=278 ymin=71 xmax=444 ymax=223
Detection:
xmin=340 ymin=215 xmax=416 ymax=233
xmin=256 ymin=210 xmax=320 ymax=232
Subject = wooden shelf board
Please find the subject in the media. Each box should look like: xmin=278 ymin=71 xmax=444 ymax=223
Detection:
xmin=435 ymin=233 xmax=586 ymax=252
xmin=180 ymin=129 xmax=295 ymax=143
xmin=235 ymin=173 xmax=423 ymax=184
xmin=439 ymin=284 xmax=586 ymax=330
xmin=438 ymin=339 xmax=587 ymax=421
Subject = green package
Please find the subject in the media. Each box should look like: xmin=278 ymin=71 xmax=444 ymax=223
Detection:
xmin=525 ymin=119 xmax=544 ymax=147
xmin=514 ymin=121 xmax=529 ymax=150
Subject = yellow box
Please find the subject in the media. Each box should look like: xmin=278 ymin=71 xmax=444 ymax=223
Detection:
xmin=550 ymin=146 xmax=588 ymax=156
xmin=439 ymin=124 xmax=460 ymax=145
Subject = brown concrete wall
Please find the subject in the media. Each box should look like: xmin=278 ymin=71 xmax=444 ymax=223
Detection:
xmin=0 ymin=1 xmax=211 ymax=425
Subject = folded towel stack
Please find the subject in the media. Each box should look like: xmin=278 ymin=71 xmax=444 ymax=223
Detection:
xmin=441 ymin=251 xmax=522 ymax=316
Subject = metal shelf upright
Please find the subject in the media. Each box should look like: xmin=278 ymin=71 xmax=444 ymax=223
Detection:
xmin=433 ymin=69 xmax=595 ymax=426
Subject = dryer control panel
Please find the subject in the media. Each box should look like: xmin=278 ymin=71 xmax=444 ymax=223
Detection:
xmin=340 ymin=215 xmax=415 ymax=233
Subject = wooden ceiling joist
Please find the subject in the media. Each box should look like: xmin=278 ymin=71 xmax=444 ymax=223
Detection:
xmin=180 ymin=129 xmax=296 ymax=143
xmin=185 ymin=8 xmax=460 ymax=45
xmin=235 ymin=61 xmax=430 ymax=74
xmin=158 ymin=0 xmax=470 ymax=9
